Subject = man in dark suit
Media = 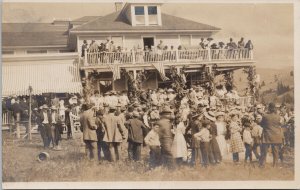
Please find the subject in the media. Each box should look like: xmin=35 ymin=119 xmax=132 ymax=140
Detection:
xmin=80 ymin=104 xmax=98 ymax=161
xmin=37 ymin=104 xmax=52 ymax=148
xmin=126 ymin=111 xmax=146 ymax=161
xmin=156 ymin=106 xmax=175 ymax=169
xmin=259 ymin=102 xmax=284 ymax=167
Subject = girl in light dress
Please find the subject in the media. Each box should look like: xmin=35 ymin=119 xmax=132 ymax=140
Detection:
xmin=171 ymin=118 xmax=188 ymax=166
xmin=215 ymin=112 xmax=229 ymax=158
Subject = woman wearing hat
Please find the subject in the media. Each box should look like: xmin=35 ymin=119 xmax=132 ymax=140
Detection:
xmin=228 ymin=110 xmax=244 ymax=163
xmin=204 ymin=111 xmax=222 ymax=164
xmin=215 ymin=112 xmax=228 ymax=157
xmin=171 ymin=117 xmax=188 ymax=166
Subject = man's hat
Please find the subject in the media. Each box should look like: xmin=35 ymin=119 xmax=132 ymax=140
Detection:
xmin=104 ymin=92 xmax=111 ymax=95
xmin=256 ymin=104 xmax=263 ymax=109
xmin=160 ymin=106 xmax=172 ymax=114
xmin=110 ymin=91 xmax=117 ymax=95
xmin=109 ymin=106 xmax=116 ymax=111
xmin=167 ymin=88 xmax=174 ymax=93
xmin=42 ymin=104 xmax=49 ymax=109
xmin=215 ymin=112 xmax=225 ymax=117
xmin=133 ymin=111 xmax=140 ymax=117
xmin=204 ymin=111 xmax=216 ymax=122
xmin=50 ymin=106 xmax=58 ymax=110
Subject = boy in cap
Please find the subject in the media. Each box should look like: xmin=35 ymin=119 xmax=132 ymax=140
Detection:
xmin=243 ymin=121 xmax=253 ymax=164
xmin=144 ymin=124 xmax=161 ymax=169
xmin=194 ymin=120 xmax=211 ymax=167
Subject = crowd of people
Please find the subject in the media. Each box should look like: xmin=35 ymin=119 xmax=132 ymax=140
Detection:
xmin=81 ymin=37 xmax=254 ymax=64
xmin=3 ymin=82 xmax=293 ymax=170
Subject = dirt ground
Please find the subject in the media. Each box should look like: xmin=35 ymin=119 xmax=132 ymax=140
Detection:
xmin=2 ymin=131 xmax=294 ymax=182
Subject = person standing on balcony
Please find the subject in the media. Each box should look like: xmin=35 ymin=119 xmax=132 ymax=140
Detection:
xmin=108 ymin=41 xmax=116 ymax=52
xmin=81 ymin=40 xmax=88 ymax=57
xmin=238 ymin=37 xmax=245 ymax=48
xmin=89 ymin=40 xmax=99 ymax=64
xmin=199 ymin=38 xmax=206 ymax=49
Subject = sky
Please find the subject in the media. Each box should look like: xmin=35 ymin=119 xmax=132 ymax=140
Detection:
xmin=2 ymin=2 xmax=294 ymax=69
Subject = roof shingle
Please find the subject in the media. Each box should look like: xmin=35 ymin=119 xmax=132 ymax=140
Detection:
xmin=71 ymin=11 xmax=220 ymax=32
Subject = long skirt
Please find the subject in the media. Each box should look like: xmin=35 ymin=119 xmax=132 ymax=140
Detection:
xmin=216 ymin=135 xmax=228 ymax=157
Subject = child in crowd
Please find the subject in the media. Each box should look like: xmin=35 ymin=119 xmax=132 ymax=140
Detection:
xmin=194 ymin=120 xmax=211 ymax=168
xmin=243 ymin=121 xmax=253 ymax=163
xmin=144 ymin=124 xmax=161 ymax=169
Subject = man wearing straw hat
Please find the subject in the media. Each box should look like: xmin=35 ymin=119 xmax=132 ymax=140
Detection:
xmin=37 ymin=104 xmax=52 ymax=148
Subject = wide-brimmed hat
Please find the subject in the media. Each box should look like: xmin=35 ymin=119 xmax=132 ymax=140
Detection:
xmin=256 ymin=104 xmax=263 ymax=109
xmin=160 ymin=106 xmax=172 ymax=115
xmin=110 ymin=91 xmax=117 ymax=95
xmin=109 ymin=106 xmax=116 ymax=111
xmin=104 ymin=92 xmax=111 ymax=95
xmin=204 ymin=111 xmax=216 ymax=122
xmin=133 ymin=111 xmax=140 ymax=117
xmin=158 ymin=89 xmax=164 ymax=93
xmin=42 ymin=104 xmax=49 ymax=109
xmin=215 ymin=112 xmax=225 ymax=117
xmin=50 ymin=106 xmax=58 ymax=110
xmin=229 ymin=110 xmax=240 ymax=117
xmin=167 ymin=88 xmax=174 ymax=93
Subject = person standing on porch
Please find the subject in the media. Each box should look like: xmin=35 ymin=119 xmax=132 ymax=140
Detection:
xmin=81 ymin=40 xmax=88 ymax=57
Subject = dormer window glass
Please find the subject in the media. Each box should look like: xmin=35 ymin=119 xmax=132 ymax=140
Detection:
xmin=148 ymin=6 xmax=157 ymax=15
xmin=135 ymin=6 xmax=145 ymax=25
xmin=135 ymin=6 xmax=145 ymax=15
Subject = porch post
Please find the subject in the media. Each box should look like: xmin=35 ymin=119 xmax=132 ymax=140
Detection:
xmin=133 ymin=69 xmax=137 ymax=80
xmin=176 ymin=67 xmax=180 ymax=75
xmin=132 ymin=50 xmax=136 ymax=64
xmin=84 ymin=49 xmax=88 ymax=66
xmin=207 ymin=48 xmax=211 ymax=61
xmin=175 ymin=49 xmax=179 ymax=62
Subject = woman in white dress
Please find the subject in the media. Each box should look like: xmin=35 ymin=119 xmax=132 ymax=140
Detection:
xmin=215 ymin=112 xmax=228 ymax=157
xmin=171 ymin=118 xmax=188 ymax=166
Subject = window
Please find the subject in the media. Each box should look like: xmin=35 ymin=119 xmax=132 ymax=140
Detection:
xmin=148 ymin=6 xmax=157 ymax=15
xmin=2 ymin=50 xmax=14 ymax=55
xmin=135 ymin=6 xmax=144 ymax=15
xmin=27 ymin=50 xmax=47 ymax=54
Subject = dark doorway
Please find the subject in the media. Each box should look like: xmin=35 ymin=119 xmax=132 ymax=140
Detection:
xmin=143 ymin=37 xmax=154 ymax=50
xmin=99 ymin=80 xmax=113 ymax=94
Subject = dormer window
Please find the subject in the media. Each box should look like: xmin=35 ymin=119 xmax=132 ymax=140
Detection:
xmin=135 ymin=6 xmax=145 ymax=25
xmin=131 ymin=5 xmax=161 ymax=26
xmin=148 ymin=6 xmax=158 ymax=25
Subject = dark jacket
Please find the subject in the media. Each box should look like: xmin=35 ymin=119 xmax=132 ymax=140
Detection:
xmin=37 ymin=111 xmax=52 ymax=125
xmin=126 ymin=118 xmax=146 ymax=144
xmin=261 ymin=113 xmax=283 ymax=144
xmin=157 ymin=118 xmax=173 ymax=140
xmin=80 ymin=109 xmax=97 ymax=141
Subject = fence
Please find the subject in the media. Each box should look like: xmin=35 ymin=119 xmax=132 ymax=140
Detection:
xmin=84 ymin=48 xmax=253 ymax=66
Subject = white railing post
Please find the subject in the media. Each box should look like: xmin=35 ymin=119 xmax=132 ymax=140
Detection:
xmin=84 ymin=49 xmax=88 ymax=66
xmin=207 ymin=48 xmax=211 ymax=61
xmin=132 ymin=50 xmax=136 ymax=64
xmin=176 ymin=50 xmax=179 ymax=62
xmin=250 ymin=50 xmax=253 ymax=60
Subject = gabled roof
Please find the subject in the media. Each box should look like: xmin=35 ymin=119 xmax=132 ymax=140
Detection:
xmin=71 ymin=11 xmax=220 ymax=32
xmin=2 ymin=23 xmax=69 ymax=47
xmin=72 ymin=16 xmax=102 ymax=22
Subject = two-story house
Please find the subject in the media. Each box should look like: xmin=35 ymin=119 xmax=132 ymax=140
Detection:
xmin=2 ymin=2 xmax=254 ymax=97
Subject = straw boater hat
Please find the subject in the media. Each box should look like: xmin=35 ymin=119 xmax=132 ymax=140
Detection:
xmin=104 ymin=92 xmax=111 ymax=95
xmin=42 ymin=104 xmax=49 ymax=109
xmin=256 ymin=104 xmax=263 ymax=109
xmin=51 ymin=105 xmax=58 ymax=110
xmin=204 ymin=111 xmax=216 ymax=122
xmin=167 ymin=88 xmax=174 ymax=93
xmin=160 ymin=106 xmax=172 ymax=115
xmin=215 ymin=112 xmax=225 ymax=117
xmin=229 ymin=110 xmax=240 ymax=117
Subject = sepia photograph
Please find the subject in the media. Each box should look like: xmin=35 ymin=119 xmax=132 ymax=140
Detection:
xmin=1 ymin=0 xmax=299 ymax=189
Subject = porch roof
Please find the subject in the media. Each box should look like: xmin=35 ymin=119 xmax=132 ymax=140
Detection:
xmin=2 ymin=62 xmax=82 ymax=97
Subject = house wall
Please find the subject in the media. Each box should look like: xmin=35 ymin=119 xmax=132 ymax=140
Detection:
xmin=124 ymin=35 xmax=143 ymax=50
xmin=155 ymin=35 xmax=179 ymax=49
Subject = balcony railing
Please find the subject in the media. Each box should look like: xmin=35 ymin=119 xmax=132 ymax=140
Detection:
xmin=83 ymin=48 xmax=253 ymax=66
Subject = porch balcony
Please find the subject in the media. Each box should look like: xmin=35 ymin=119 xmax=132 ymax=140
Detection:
xmin=81 ymin=48 xmax=254 ymax=70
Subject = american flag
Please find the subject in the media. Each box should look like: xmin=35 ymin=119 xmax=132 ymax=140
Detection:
xmin=152 ymin=62 xmax=169 ymax=81
xmin=107 ymin=64 xmax=121 ymax=81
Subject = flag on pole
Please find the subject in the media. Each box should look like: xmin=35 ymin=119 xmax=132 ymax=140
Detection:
xmin=107 ymin=64 xmax=121 ymax=81
xmin=152 ymin=62 xmax=169 ymax=81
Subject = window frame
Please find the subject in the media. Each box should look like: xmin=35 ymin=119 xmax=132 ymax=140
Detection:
xmin=134 ymin=6 xmax=145 ymax=15
xmin=148 ymin=6 xmax=157 ymax=15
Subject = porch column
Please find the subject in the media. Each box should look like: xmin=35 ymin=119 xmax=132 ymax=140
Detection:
xmin=132 ymin=50 xmax=136 ymax=64
xmin=175 ymin=49 xmax=179 ymax=62
xmin=133 ymin=69 xmax=137 ymax=80
xmin=84 ymin=49 xmax=88 ymax=66
xmin=176 ymin=67 xmax=180 ymax=75
xmin=207 ymin=48 xmax=211 ymax=61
